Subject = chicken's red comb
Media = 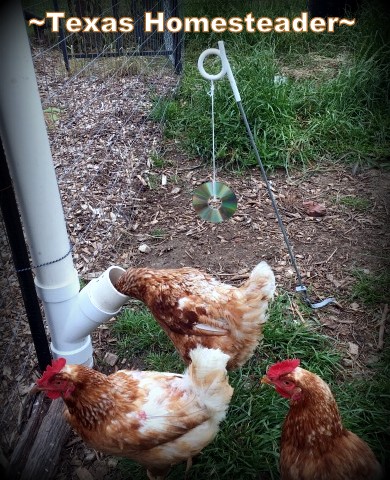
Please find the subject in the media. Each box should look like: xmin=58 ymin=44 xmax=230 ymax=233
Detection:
xmin=37 ymin=357 xmax=66 ymax=386
xmin=266 ymin=359 xmax=300 ymax=380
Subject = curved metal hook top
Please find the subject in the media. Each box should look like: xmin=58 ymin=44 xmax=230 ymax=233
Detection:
xmin=197 ymin=41 xmax=241 ymax=102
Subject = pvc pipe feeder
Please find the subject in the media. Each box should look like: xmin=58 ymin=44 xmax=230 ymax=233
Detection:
xmin=64 ymin=266 xmax=129 ymax=344
xmin=35 ymin=266 xmax=129 ymax=366
xmin=0 ymin=2 xmax=130 ymax=367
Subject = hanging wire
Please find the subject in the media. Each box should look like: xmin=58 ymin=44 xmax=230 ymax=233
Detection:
xmin=208 ymin=80 xmax=217 ymax=199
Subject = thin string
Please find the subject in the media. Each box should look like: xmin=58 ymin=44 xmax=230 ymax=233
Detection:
xmin=208 ymin=80 xmax=217 ymax=199
xmin=15 ymin=243 xmax=74 ymax=272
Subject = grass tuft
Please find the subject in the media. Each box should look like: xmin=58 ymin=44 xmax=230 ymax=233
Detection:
xmin=351 ymin=269 xmax=390 ymax=306
xmin=336 ymin=195 xmax=372 ymax=211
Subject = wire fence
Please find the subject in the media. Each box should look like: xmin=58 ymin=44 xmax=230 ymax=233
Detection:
xmin=0 ymin=0 xmax=184 ymax=466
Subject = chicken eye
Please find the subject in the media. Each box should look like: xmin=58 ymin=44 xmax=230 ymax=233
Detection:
xmin=282 ymin=380 xmax=292 ymax=386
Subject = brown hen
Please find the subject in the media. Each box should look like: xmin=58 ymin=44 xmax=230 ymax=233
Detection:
xmin=115 ymin=261 xmax=275 ymax=370
xmin=33 ymin=347 xmax=233 ymax=480
xmin=262 ymin=359 xmax=383 ymax=480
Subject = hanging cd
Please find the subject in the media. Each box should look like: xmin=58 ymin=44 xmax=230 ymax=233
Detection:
xmin=192 ymin=181 xmax=237 ymax=223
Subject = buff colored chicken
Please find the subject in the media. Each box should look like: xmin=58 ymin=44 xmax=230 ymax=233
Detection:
xmin=115 ymin=261 xmax=275 ymax=370
xmin=33 ymin=347 xmax=233 ymax=480
xmin=262 ymin=359 xmax=383 ymax=480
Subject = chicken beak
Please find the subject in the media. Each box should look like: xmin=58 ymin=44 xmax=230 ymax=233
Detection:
xmin=261 ymin=375 xmax=271 ymax=385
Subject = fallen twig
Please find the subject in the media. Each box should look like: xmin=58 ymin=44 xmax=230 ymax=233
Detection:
xmin=177 ymin=163 xmax=204 ymax=172
xmin=378 ymin=303 xmax=388 ymax=350
xmin=314 ymin=247 xmax=338 ymax=265
xmin=291 ymin=300 xmax=306 ymax=323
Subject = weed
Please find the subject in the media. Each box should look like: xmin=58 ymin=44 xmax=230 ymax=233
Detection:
xmin=145 ymin=173 xmax=160 ymax=190
xmin=150 ymin=228 xmax=166 ymax=239
xmin=150 ymin=151 xmax=166 ymax=168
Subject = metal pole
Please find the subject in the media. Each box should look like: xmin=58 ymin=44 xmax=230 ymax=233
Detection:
xmin=0 ymin=140 xmax=52 ymax=373
xmin=171 ymin=0 xmax=183 ymax=74
xmin=112 ymin=0 xmax=122 ymax=56
xmin=52 ymin=0 xmax=70 ymax=71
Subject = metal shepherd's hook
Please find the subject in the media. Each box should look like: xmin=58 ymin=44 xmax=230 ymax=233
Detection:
xmin=198 ymin=41 xmax=335 ymax=309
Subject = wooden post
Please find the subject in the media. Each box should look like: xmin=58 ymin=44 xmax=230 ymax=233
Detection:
xmin=7 ymin=395 xmax=71 ymax=480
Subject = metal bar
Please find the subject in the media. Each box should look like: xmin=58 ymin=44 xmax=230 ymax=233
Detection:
xmin=171 ymin=0 xmax=183 ymax=74
xmin=68 ymin=50 xmax=174 ymax=58
xmin=111 ymin=0 xmax=122 ymax=55
xmin=236 ymin=101 xmax=305 ymax=286
xmin=0 ymin=140 xmax=52 ymax=373
xmin=52 ymin=0 xmax=69 ymax=71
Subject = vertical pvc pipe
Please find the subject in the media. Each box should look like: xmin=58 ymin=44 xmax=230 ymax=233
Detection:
xmin=0 ymin=1 xmax=74 ymax=287
xmin=0 ymin=1 xmax=93 ymax=365
xmin=0 ymin=2 xmax=132 ymax=367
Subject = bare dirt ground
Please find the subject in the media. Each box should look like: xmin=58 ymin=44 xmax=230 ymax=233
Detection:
xmin=52 ymin=139 xmax=389 ymax=479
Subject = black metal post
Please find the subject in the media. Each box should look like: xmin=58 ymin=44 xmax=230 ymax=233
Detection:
xmin=0 ymin=138 xmax=52 ymax=373
xmin=171 ymin=0 xmax=183 ymax=74
xmin=112 ymin=0 xmax=123 ymax=55
xmin=52 ymin=0 xmax=70 ymax=71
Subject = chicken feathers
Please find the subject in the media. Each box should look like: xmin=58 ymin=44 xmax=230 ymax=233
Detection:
xmin=262 ymin=359 xmax=383 ymax=480
xmin=34 ymin=347 xmax=233 ymax=480
xmin=115 ymin=261 xmax=275 ymax=369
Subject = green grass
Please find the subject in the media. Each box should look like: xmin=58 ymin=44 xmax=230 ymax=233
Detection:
xmin=152 ymin=0 xmax=390 ymax=171
xmin=336 ymin=195 xmax=372 ymax=211
xmin=150 ymin=228 xmax=166 ymax=239
xmin=150 ymin=150 xmax=167 ymax=168
xmin=112 ymin=292 xmax=390 ymax=479
xmin=351 ymin=269 xmax=390 ymax=305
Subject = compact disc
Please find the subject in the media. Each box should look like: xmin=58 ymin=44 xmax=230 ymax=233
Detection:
xmin=192 ymin=181 xmax=237 ymax=223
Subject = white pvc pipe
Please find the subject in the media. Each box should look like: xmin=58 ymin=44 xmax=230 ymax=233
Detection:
xmin=62 ymin=266 xmax=129 ymax=344
xmin=0 ymin=2 xmax=74 ymax=287
xmin=0 ymin=2 xmax=130 ymax=366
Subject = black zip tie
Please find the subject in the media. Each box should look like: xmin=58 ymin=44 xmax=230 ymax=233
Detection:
xmin=15 ymin=243 xmax=74 ymax=273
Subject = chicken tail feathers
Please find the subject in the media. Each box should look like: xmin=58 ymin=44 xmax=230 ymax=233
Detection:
xmin=187 ymin=347 xmax=233 ymax=419
xmin=245 ymin=261 xmax=276 ymax=299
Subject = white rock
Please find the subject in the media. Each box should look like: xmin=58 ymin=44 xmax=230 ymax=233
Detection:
xmin=104 ymin=352 xmax=118 ymax=366
xmin=348 ymin=342 xmax=359 ymax=356
xmin=342 ymin=358 xmax=353 ymax=367
xmin=107 ymin=458 xmax=119 ymax=468
xmin=84 ymin=452 xmax=96 ymax=463
xmin=138 ymin=244 xmax=151 ymax=253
